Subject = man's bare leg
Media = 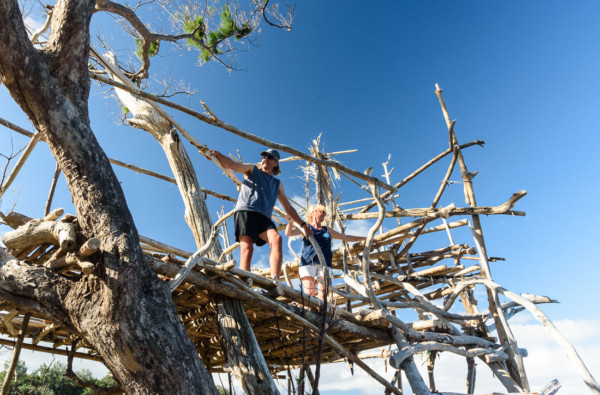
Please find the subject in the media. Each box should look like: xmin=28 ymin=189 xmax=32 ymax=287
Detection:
xmin=259 ymin=228 xmax=282 ymax=278
xmin=239 ymin=235 xmax=254 ymax=272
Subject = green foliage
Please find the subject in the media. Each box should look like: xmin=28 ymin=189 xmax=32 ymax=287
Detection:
xmin=122 ymin=106 xmax=129 ymax=116
xmin=216 ymin=385 xmax=230 ymax=395
xmin=134 ymin=38 xmax=159 ymax=60
xmin=218 ymin=6 xmax=252 ymax=41
xmin=181 ymin=5 xmax=253 ymax=64
xmin=183 ymin=15 xmax=205 ymax=43
xmin=0 ymin=360 xmax=118 ymax=395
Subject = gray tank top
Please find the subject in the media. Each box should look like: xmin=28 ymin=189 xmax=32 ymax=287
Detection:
xmin=234 ymin=166 xmax=281 ymax=219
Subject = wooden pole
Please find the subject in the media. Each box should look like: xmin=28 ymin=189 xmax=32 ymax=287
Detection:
xmin=215 ymin=296 xmax=280 ymax=395
xmin=0 ymin=116 xmax=234 ymax=203
xmin=89 ymin=72 xmax=396 ymax=192
xmin=44 ymin=163 xmax=61 ymax=217
xmin=466 ymin=357 xmax=476 ymax=394
xmin=1 ymin=313 xmax=30 ymax=395
xmin=359 ymin=140 xmax=484 ymax=214
xmin=0 ymin=132 xmax=41 ymax=200
xmin=427 ymin=350 xmax=437 ymax=393
xmin=0 ymin=116 xmax=34 ymax=138
xmin=344 ymin=191 xmax=526 ymax=220
xmin=468 ymin=278 xmax=599 ymax=394
xmin=434 ymin=84 xmax=529 ymax=391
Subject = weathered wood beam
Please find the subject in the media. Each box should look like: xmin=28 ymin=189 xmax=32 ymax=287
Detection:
xmin=453 ymin=278 xmax=600 ymax=394
xmin=2 ymin=313 xmax=29 ymax=395
xmin=337 ymin=210 xmax=463 ymax=257
xmin=0 ymin=116 xmax=35 ymax=138
xmin=435 ymin=84 xmax=528 ymax=390
xmin=0 ymin=132 xmax=41 ymax=200
xmin=389 ymin=341 xmax=508 ymax=369
xmin=0 ymin=248 xmax=74 ymax=329
xmin=0 ymin=116 xmax=233 ymax=203
xmin=0 ymin=336 xmax=101 ymax=362
xmin=358 ymin=140 xmax=485 ymax=214
xmin=2 ymin=218 xmax=77 ymax=253
xmin=108 ymin=157 xmax=236 ymax=202
xmin=215 ymin=296 xmax=279 ymax=394
xmin=139 ymin=234 xmax=193 ymax=258
xmin=89 ymin=73 xmax=396 ymax=192
xmin=344 ymin=191 xmax=526 ymax=220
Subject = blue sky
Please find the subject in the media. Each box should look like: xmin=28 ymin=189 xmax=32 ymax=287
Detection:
xmin=1 ymin=1 xmax=599 ymax=394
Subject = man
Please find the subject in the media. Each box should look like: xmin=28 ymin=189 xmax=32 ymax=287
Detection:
xmin=208 ymin=148 xmax=312 ymax=279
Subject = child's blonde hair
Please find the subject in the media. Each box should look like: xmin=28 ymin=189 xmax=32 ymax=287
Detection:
xmin=307 ymin=204 xmax=327 ymax=223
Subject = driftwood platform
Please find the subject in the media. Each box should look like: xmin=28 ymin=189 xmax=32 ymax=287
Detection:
xmin=1 ymin=83 xmax=598 ymax=395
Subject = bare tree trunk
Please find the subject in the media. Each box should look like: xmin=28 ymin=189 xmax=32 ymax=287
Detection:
xmin=435 ymin=84 xmax=528 ymax=391
xmin=466 ymin=357 xmax=476 ymax=394
xmin=0 ymin=1 xmax=217 ymax=393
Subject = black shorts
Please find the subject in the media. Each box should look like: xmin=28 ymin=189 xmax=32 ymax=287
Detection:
xmin=234 ymin=210 xmax=277 ymax=246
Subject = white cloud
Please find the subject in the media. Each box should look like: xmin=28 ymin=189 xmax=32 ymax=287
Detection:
xmin=2 ymin=319 xmax=597 ymax=394
xmin=255 ymin=318 xmax=600 ymax=395
xmin=343 ymin=219 xmax=374 ymax=239
xmin=512 ymin=318 xmax=600 ymax=394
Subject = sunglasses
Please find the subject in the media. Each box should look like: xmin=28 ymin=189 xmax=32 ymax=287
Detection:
xmin=262 ymin=154 xmax=275 ymax=161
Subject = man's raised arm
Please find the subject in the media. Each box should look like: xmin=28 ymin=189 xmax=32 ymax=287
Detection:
xmin=207 ymin=150 xmax=253 ymax=176
xmin=278 ymin=184 xmax=313 ymax=237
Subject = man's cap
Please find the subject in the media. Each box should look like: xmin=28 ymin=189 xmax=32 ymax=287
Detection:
xmin=260 ymin=148 xmax=281 ymax=175
xmin=260 ymin=148 xmax=280 ymax=162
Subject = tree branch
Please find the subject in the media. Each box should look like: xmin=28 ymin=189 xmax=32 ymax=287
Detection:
xmin=0 ymin=247 xmax=73 ymax=326
xmin=344 ymin=190 xmax=527 ymax=220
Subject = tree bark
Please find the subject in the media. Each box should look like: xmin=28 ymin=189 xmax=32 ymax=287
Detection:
xmin=215 ymin=296 xmax=280 ymax=394
xmin=0 ymin=1 xmax=217 ymax=393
